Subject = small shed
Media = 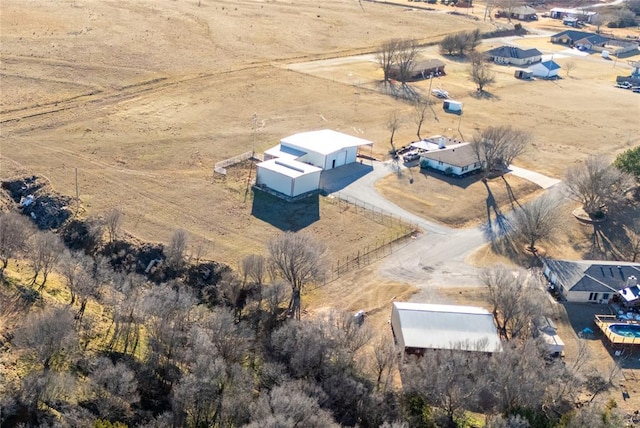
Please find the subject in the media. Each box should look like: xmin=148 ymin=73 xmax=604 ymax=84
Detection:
xmin=443 ymin=100 xmax=463 ymax=113
xmin=255 ymin=159 xmax=322 ymax=198
xmin=529 ymin=60 xmax=561 ymax=79
xmin=514 ymin=69 xmax=533 ymax=79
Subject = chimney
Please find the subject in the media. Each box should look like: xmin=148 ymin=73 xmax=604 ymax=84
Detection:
xmin=438 ymin=137 xmax=446 ymax=149
xmin=626 ymin=276 xmax=638 ymax=288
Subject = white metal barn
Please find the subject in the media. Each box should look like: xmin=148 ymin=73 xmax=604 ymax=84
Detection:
xmin=255 ymin=159 xmax=322 ymax=198
xmin=390 ymin=302 xmax=503 ymax=357
xmin=264 ymin=129 xmax=373 ymax=171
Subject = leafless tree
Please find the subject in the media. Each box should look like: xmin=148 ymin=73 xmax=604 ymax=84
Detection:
xmin=104 ymin=208 xmax=123 ymax=244
xmin=58 ymin=250 xmax=90 ymax=305
xmin=413 ymin=98 xmax=431 ymax=141
xmin=387 ymin=111 xmax=401 ymax=158
xmin=376 ymin=39 xmax=401 ymax=83
xmin=263 ymin=281 xmax=288 ymax=323
xmin=107 ymin=272 xmax=146 ymax=356
xmin=439 ymin=34 xmax=459 ymax=56
xmin=0 ymin=212 xmax=32 ymax=276
xmin=591 ymin=13 xmax=605 ymax=33
xmin=241 ymin=254 xmax=266 ymax=285
xmin=509 ymin=192 xmax=564 ymax=252
xmin=471 ymin=126 xmax=532 ymax=177
xmin=88 ymin=357 xmax=140 ymax=420
xmin=564 ymin=155 xmax=635 ymax=216
xmin=27 ymin=231 xmax=64 ymax=289
xmin=246 ymin=381 xmax=339 ymax=428
xmin=481 ymin=265 xmax=548 ymax=340
xmin=483 ymin=0 xmax=498 ymax=21
xmin=622 ymin=221 xmax=640 ymax=262
xmin=469 ymin=52 xmax=495 ymax=93
xmin=485 ymin=414 xmax=531 ymax=428
xmin=165 ymin=228 xmax=188 ymax=271
xmin=13 ymin=306 xmax=78 ymax=372
xmin=76 ymin=255 xmax=111 ymax=322
xmin=565 ymin=60 xmax=576 ymax=77
xmin=496 ymin=0 xmax=521 ymax=22
xmin=267 ymin=232 xmax=327 ymax=320
xmin=370 ymin=333 xmax=397 ymax=393
xmin=395 ymin=39 xmax=420 ymax=85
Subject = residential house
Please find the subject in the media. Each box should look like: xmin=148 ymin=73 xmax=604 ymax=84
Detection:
xmin=390 ymin=302 xmax=503 ymax=358
xmin=389 ymin=58 xmax=446 ymax=82
xmin=485 ymin=46 xmax=542 ymax=66
xmin=419 ymin=140 xmax=481 ymax=177
xmin=498 ymin=5 xmax=538 ymax=20
xmin=542 ymin=258 xmax=640 ymax=303
xmin=550 ymin=30 xmax=609 ymax=47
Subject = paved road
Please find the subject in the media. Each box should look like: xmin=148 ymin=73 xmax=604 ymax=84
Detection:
xmin=324 ymin=160 xmax=561 ymax=292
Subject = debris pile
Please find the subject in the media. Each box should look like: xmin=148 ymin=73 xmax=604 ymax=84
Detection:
xmin=1 ymin=176 xmax=73 ymax=230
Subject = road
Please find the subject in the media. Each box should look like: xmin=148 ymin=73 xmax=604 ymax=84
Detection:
xmin=325 ymin=160 xmax=561 ymax=294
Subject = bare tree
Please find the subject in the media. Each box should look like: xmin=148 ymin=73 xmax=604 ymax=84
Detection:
xmin=509 ymin=192 xmax=564 ymax=253
xmin=268 ymin=232 xmax=327 ymax=320
xmin=564 ymin=155 xmax=635 ymax=216
xmin=0 ymin=212 xmax=32 ymax=276
xmin=395 ymin=39 xmax=420 ymax=85
xmin=27 ymin=231 xmax=64 ymax=289
xmin=107 ymin=272 xmax=146 ymax=356
xmin=565 ymin=60 xmax=576 ymax=77
xmin=439 ymin=34 xmax=459 ymax=56
xmin=471 ymin=126 xmax=532 ymax=177
xmin=591 ymin=13 xmax=605 ymax=33
xmin=386 ymin=111 xmax=401 ymax=158
xmin=413 ymin=98 xmax=431 ymax=141
xmin=370 ymin=333 xmax=397 ymax=393
xmin=88 ymin=357 xmax=140 ymax=420
xmin=622 ymin=222 xmax=640 ymax=262
xmin=469 ymin=52 xmax=495 ymax=93
xmin=58 ymin=250 xmax=90 ymax=305
xmin=104 ymin=208 xmax=123 ymax=244
xmin=13 ymin=306 xmax=78 ymax=372
xmin=376 ymin=39 xmax=401 ymax=83
xmin=481 ymin=265 xmax=548 ymax=340
xmin=165 ymin=228 xmax=188 ymax=271
xmin=241 ymin=254 xmax=266 ymax=285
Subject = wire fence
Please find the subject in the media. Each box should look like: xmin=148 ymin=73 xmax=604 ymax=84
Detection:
xmin=319 ymin=193 xmax=421 ymax=284
xmin=214 ymin=151 xmax=255 ymax=175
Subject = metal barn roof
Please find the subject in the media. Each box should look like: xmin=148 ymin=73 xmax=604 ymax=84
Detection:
xmin=392 ymin=302 xmax=503 ymax=352
xmin=281 ymin=129 xmax=373 ymax=156
xmin=256 ymin=158 xmax=322 ymax=178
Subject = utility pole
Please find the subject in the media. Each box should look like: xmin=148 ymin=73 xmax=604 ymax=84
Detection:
xmin=75 ymin=167 xmax=79 ymax=213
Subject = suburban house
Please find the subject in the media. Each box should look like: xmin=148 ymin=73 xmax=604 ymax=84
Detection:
xmin=390 ymin=302 xmax=503 ymax=358
xmin=542 ymin=259 xmax=640 ymax=303
xmin=550 ymin=30 xmax=608 ymax=47
xmin=418 ymin=138 xmax=481 ymax=177
xmin=256 ymin=129 xmax=373 ymax=198
xmin=497 ymin=5 xmax=538 ymax=20
xmin=549 ymin=7 xmax=597 ymax=23
xmin=389 ymin=58 xmax=445 ymax=81
xmin=529 ymin=60 xmax=561 ymax=79
xmin=485 ymin=46 xmax=542 ymax=66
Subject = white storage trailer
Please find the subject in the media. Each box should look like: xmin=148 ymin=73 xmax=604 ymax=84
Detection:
xmin=443 ymin=100 xmax=463 ymax=113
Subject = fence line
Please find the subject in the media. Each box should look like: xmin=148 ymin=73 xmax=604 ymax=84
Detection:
xmin=214 ymin=151 xmax=255 ymax=175
xmin=316 ymin=193 xmax=421 ymax=285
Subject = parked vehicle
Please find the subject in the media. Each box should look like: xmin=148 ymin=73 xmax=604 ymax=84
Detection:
xmin=616 ymin=82 xmax=632 ymax=89
xmin=432 ymin=88 xmax=449 ymax=99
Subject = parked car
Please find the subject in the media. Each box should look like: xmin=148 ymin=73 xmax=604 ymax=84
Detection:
xmin=432 ymin=88 xmax=449 ymax=99
xmin=403 ymin=151 xmax=420 ymax=163
xmin=616 ymin=82 xmax=632 ymax=89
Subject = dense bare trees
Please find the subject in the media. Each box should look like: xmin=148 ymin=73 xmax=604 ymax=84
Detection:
xmin=564 ymin=155 xmax=635 ymax=216
xmin=376 ymin=39 xmax=420 ymax=85
xmin=481 ymin=265 xmax=548 ymax=340
xmin=267 ymin=232 xmax=327 ymax=320
xmin=27 ymin=231 xmax=64 ymax=289
xmin=104 ymin=208 xmax=123 ymax=244
xmin=471 ymin=126 xmax=532 ymax=177
xmin=439 ymin=29 xmax=481 ymax=56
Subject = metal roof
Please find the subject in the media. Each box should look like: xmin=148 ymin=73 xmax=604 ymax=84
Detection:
xmin=392 ymin=302 xmax=503 ymax=353
xmin=281 ymin=129 xmax=373 ymax=156
xmin=256 ymin=158 xmax=322 ymax=178
xmin=420 ymin=142 xmax=478 ymax=168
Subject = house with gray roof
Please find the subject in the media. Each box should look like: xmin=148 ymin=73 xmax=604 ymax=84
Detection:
xmin=542 ymin=259 xmax=640 ymax=303
xmin=550 ymin=30 xmax=609 ymax=47
xmin=390 ymin=302 xmax=503 ymax=358
xmin=419 ymin=142 xmax=481 ymax=177
xmin=485 ymin=46 xmax=542 ymax=66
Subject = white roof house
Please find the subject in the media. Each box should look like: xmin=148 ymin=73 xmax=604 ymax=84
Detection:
xmin=390 ymin=302 xmax=503 ymax=356
xmin=528 ymin=60 xmax=561 ymax=78
xmin=257 ymin=129 xmax=373 ymax=198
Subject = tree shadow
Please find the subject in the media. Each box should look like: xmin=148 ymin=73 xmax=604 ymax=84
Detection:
xmin=470 ymin=90 xmax=500 ymax=101
xmin=502 ymin=175 xmax=523 ymax=210
xmin=480 ymin=179 xmax=512 ymax=243
xmin=251 ymin=190 xmax=320 ymax=232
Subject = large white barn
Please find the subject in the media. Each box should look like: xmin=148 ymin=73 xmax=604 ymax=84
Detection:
xmin=390 ymin=302 xmax=503 ymax=357
xmin=257 ymin=129 xmax=373 ymax=197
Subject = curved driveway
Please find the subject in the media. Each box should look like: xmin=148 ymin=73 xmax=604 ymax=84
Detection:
xmin=325 ymin=160 xmax=560 ymax=293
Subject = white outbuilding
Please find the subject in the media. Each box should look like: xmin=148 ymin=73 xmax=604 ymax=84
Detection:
xmin=390 ymin=302 xmax=503 ymax=357
xmin=528 ymin=60 xmax=561 ymax=79
xmin=257 ymin=129 xmax=373 ymax=197
xmin=255 ymin=158 xmax=322 ymax=198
